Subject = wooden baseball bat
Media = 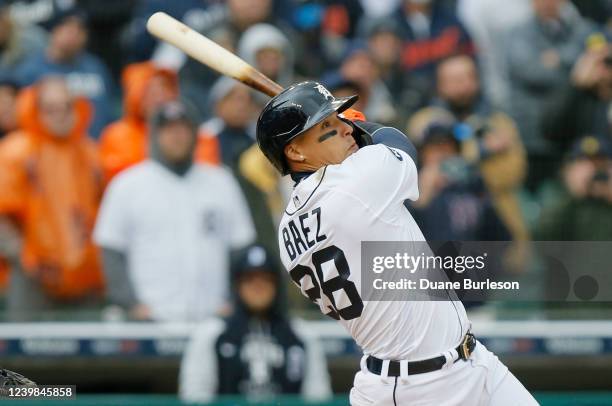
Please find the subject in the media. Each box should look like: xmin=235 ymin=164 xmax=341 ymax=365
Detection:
xmin=146 ymin=12 xmax=284 ymax=97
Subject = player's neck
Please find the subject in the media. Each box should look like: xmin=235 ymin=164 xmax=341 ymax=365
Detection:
xmin=290 ymin=171 xmax=314 ymax=185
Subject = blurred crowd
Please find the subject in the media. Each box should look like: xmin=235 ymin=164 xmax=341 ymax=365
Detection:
xmin=0 ymin=0 xmax=609 ymax=400
xmin=0 ymin=0 xmax=609 ymax=322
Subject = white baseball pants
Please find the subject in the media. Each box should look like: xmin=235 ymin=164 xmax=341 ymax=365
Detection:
xmin=350 ymin=341 xmax=538 ymax=406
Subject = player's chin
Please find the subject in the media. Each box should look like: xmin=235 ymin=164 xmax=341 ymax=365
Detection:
xmin=346 ymin=142 xmax=359 ymax=157
xmin=334 ymin=143 xmax=359 ymax=164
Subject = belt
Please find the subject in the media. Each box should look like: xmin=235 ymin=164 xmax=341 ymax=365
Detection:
xmin=366 ymin=333 xmax=476 ymax=377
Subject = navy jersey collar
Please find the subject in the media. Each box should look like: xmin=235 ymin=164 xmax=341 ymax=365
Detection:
xmin=290 ymin=171 xmax=314 ymax=186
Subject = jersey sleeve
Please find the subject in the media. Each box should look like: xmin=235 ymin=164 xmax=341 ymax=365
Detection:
xmin=93 ymin=175 xmax=133 ymax=251
xmin=370 ymin=125 xmax=418 ymax=165
xmin=338 ymin=143 xmax=419 ymax=216
xmin=220 ymin=168 xmax=256 ymax=249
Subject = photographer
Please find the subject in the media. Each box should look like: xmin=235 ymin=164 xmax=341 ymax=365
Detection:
xmin=408 ymin=54 xmax=528 ymax=241
xmin=570 ymin=34 xmax=612 ymax=140
xmin=505 ymin=0 xmax=594 ymax=189
xmin=537 ymin=136 xmax=612 ymax=241
xmin=409 ymin=124 xmax=510 ymax=306
xmin=410 ymin=123 xmax=510 ymax=242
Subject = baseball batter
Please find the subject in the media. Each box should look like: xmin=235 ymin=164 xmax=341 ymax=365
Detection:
xmin=256 ymin=81 xmax=537 ymax=405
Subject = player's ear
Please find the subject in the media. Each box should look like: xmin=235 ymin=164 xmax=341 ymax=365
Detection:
xmin=284 ymin=143 xmax=305 ymax=165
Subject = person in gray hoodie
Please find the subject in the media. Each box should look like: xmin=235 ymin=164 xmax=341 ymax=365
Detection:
xmin=505 ymin=0 xmax=595 ymax=191
xmin=237 ymin=23 xmax=295 ymax=105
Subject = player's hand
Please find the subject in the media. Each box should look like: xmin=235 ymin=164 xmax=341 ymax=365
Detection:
xmin=563 ymin=159 xmax=595 ymax=199
xmin=571 ymin=48 xmax=607 ymax=89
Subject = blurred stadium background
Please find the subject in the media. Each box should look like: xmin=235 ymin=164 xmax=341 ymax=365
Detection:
xmin=0 ymin=0 xmax=611 ymax=405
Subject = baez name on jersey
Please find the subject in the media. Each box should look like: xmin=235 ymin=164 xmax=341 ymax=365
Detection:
xmin=282 ymin=207 xmax=327 ymax=261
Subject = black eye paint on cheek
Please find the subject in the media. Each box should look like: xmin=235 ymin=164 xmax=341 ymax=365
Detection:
xmin=318 ymin=129 xmax=338 ymax=143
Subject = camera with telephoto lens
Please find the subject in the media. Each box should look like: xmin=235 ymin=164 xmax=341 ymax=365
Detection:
xmin=452 ymin=116 xmax=491 ymax=141
xmin=440 ymin=157 xmax=474 ymax=186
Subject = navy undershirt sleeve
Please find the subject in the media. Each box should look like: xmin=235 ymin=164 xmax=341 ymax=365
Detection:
xmin=357 ymin=121 xmax=418 ymax=165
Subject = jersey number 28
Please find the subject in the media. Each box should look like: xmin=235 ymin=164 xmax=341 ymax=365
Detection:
xmin=289 ymin=245 xmax=363 ymax=321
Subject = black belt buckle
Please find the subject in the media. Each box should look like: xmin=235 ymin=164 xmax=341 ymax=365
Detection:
xmin=458 ymin=333 xmax=475 ymax=360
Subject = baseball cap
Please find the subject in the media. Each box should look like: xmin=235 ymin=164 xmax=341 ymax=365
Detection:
xmin=231 ymin=244 xmax=276 ymax=279
xmin=568 ymin=136 xmax=612 ymax=160
xmin=421 ymin=122 xmax=460 ymax=148
xmin=44 ymin=4 xmax=88 ymax=31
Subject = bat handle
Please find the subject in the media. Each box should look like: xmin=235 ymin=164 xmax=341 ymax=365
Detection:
xmin=243 ymin=67 xmax=284 ymax=97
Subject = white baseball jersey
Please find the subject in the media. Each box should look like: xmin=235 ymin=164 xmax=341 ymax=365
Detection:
xmin=95 ymin=161 xmax=255 ymax=321
xmin=278 ymin=144 xmax=470 ymax=360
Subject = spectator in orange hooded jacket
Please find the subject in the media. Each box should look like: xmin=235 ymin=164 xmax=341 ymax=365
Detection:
xmin=0 ymin=76 xmax=104 ymax=320
xmin=100 ymin=62 xmax=225 ymax=182
xmin=99 ymin=61 xmax=178 ymax=182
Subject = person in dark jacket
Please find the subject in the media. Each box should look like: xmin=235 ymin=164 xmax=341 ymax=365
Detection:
xmin=179 ymin=244 xmax=331 ymax=403
xmin=409 ymin=123 xmax=510 ymax=306
xmin=537 ymin=135 xmax=612 ymax=241
xmin=383 ymin=0 xmax=474 ymax=85
xmin=15 ymin=5 xmax=117 ymax=138
xmin=569 ymin=34 xmax=612 ymax=141
xmin=410 ymin=123 xmax=510 ymax=242
xmin=408 ymin=54 xmax=529 ymax=242
xmin=536 ymin=135 xmax=612 ymax=303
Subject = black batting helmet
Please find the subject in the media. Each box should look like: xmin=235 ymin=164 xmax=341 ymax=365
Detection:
xmin=256 ymin=81 xmax=370 ymax=175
